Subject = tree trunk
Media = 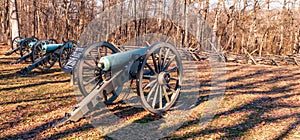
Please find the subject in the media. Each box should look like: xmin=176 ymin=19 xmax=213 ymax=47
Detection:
xmin=260 ymin=0 xmax=271 ymax=56
xmin=252 ymin=0 xmax=258 ymax=53
xmin=1 ymin=0 xmax=10 ymax=43
xmin=212 ymin=0 xmax=221 ymax=50
xmin=292 ymin=0 xmax=297 ymax=53
xmin=33 ymin=0 xmax=37 ymax=36
xmin=79 ymin=0 xmax=85 ymax=37
xmin=279 ymin=0 xmax=287 ymax=55
xmin=229 ymin=0 xmax=237 ymax=52
xmin=64 ymin=0 xmax=70 ymax=39
xmin=183 ymin=0 xmax=188 ymax=48
xmin=9 ymin=0 xmax=20 ymax=45
xmin=295 ymin=26 xmax=300 ymax=53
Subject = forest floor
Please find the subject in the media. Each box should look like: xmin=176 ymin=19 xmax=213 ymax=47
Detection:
xmin=0 ymin=45 xmax=300 ymax=139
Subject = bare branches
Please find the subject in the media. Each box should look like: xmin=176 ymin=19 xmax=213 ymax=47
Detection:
xmin=0 ymin=0 xmax=299 ymax=58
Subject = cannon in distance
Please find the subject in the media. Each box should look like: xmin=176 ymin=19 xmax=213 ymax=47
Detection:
xmin=62 ymin=42 xmax=183 ymax=123
xmin=12 ymin=42 xmax=37 ymax=64
xmin=13 ymin=39 xmax=58 ymax=64
xmin=18 ymin=40 xmax=77 ymax=74
xmin=5 ymin=36 xmax=38 ymax=56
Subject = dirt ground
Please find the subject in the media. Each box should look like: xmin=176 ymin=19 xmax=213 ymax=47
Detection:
xmin=0 ymin=45 xmax=300 ymax=139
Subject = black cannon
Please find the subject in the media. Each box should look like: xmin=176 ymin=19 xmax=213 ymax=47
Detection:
xmin=61 ymin=42 xmax=183 ymax=123
xmin=13 ymin=39 xmax=58 ymax=64
xmin=18 ymin=40 xmax=78 ymax=74
xmin=5 ymin=36 xmax=39 ymax=57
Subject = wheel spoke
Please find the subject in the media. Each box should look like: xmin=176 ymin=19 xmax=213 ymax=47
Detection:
xmin=105 ymin=46 xmax=108 ymax=56
xmin=97 ymin=47 xmax=102 ymax=58
xmin=83 ymin=76 xmax=98 ymax=86
xmin=151 ymin=53 xmax=159 ymax=73
xmin=152 ymin=85 xmax=159 ymax=108
xmin=142 ymin=75 xmax=156 ymax=79
xmin=165 ymin=66 xmax=178 ymax=74
xmin=158 ymin=48 xmax=163 ymax=71
xmin=83 ymin=74 xmax=95 ymax=78
xmin=159 ymin=85 xmax=163 ymax=109
xmin=146 ymin=63 xmax=157 ymax=75
xmin=84 ymin=60 xmax=96 ymax=69
xmin=83 ymin=67 xmax=95 ymax=72
xmin=170 ymin=77 xmax=179 ymax=81
xmin=147 ymin=83 xmax=157 ymax=102
xmin=162 ymin=48 xmax=170 ymax=68
xmin=37 ymin=46 xmax=42 ymax=51
xmin=163 ymin=55 xmax=176 ymax=71
xmin=166 ymin=84 xmax=175 ymax=92
xmin=162 ymin=85 xmax=170 ymax=103
xmin=88 ymin=51 xmax=98 ymax=64
xmin=143 ymin=79 xmax=156 ymax=90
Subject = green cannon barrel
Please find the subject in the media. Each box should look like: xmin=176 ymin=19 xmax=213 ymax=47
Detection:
xmin=17 ymin=39 xmax=25 ymax=43
xmin=42 ymin=43 xmax=73 ymax=52
xmin=99 ymin=47 xmax=149 ymax=71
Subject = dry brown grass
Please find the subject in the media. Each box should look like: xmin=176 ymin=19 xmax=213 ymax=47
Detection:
xmin=0 ymin=45 xmax=300 ymax=139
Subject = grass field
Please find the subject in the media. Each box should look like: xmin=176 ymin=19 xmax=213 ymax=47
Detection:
xmin=0 ymin=45 xmax=300 ymax=139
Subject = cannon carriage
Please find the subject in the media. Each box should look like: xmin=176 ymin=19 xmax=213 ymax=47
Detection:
xmin=13 ymin=38 xmax=58 ymax=64
xmin=6 ymin=36 xmax=39 ymax=57
xmin=18 ymin=39 xmax=78 ymax=74
xmin=60 ymin=41 xmax=183 ymax=123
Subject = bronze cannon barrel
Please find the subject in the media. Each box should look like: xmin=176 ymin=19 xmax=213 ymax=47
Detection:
xmin=42 ymin=43 xmax=73 ymax=52
xmin=99 ymin=47 xmax=149 ymax=71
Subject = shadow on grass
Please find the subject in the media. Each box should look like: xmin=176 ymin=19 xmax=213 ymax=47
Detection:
xmin=0 ymin=68 xmax=64 ymax=79
xmin=1 ymin=118 xmax=73 ymax=140
xmin=167 ymin=65 xmax=300 ymax=139
xmin=0 ymin=79 xmax=69 ymax=91
xmin=274 ymin=118 xmax=300 ymax=140
xmin=2 ymin=63 xmax=300 ymax=139
xmin=170 ymin=93 xmax=300 ymax=139
xmin=40 ymin=123 xmax=95 ymax=140
xmin=0 ymin=93 xmax=75 ymax=106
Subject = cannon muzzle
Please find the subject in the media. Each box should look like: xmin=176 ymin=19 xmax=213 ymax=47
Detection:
xmin=99 ymin=47 xmax=149 ymax=71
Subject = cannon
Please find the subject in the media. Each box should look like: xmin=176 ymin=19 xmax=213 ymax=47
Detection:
xmin=18 ymin=40 xmax=78 ymax=74
xmin=60 ymin=41 xmax=183 ymax=123
xmin=13 ymin=39 xmax=58 ymax=64
xmin=5 ymin=36 xmax=39 ymax=57
xmin=10 ymin=36 xmax=22 ymax=52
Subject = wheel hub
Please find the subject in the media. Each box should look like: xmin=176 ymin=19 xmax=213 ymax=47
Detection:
xmin=158 ymin=72 xmax=170 ymax=85
xmin=94 ymin=68 xmax=101 ymax=77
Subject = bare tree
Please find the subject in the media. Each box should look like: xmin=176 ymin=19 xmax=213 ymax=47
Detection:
xmin=1 ymin=0 xmax=300 ymax=58
xmin=9 ymin=0 xmax=20 ymax=45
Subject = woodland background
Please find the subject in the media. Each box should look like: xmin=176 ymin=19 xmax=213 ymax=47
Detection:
xmin=0 ymin=0 xmax=300 ymax=56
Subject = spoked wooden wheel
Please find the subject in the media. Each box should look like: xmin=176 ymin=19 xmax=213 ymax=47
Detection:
xmin=19 ymin=41 xmax=30 ymax=57
xmin=11 ymin=36 xmax=22 ymax=53
xmin=58 ymin=40 xmax=78 ymax=68
xmin=48 ymin=38 xmax=58 ymax=44
xmin=77 ymin=42 xmax=119 ymax=97
xmin=31 ymin=40 xmax=52 ymax=63
xmin=137 ymin=42 xmax=183 ymax=114
xmin=19 ymin=37 xmax=39 ymax=57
